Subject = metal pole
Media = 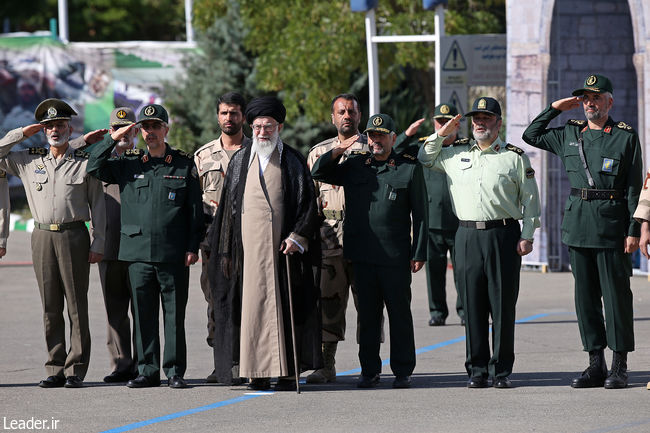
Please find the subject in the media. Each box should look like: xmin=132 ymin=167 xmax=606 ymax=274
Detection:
xmin=57 ymin=0 xmax=69 ymax=43
xmin=284 ymin=254 xmax=300 ymax=394
xmin=184 ymin=0 xmax=194 ymax=44
xmin=365 ymin=9 xmax=380 ymax=115
xmin=434 ymin=4 xmax=445 ymax=105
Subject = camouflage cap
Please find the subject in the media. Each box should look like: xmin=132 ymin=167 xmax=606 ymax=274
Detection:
xmin=465 ymin=97 xmax=501 ymax=117
xmin=363 ymin=113 xmax=396 ymax=135
xmin=110 ymin=107 xmax=136 ymax=127
xmin=572 ymin=74 xmax=613 ymax=96
xmin=137 ymin=104 xmax=169 ymax=124
xmin=34 ymin=98 xmax=77 ymax=123
xmin=433 ymin=103 xmax=458 ymax=119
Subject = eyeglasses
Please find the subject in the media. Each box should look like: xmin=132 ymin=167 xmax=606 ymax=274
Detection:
xmin=252 ymin=123 xmax=277 ymax=132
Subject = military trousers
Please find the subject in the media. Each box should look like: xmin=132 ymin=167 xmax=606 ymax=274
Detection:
xmin=31 ymin=226 xmax=91 ymax=379
xmin=455 ymin=221 xmax=521 ymax=379
xmin=569 ymin=246 xmax=634 ymax=352
xmin=425 ymin=228 xmax=463 ymax=321
xmin=128 ymin=261 xmax=189 ymax=379
xmin=98 ymin=259 xmax=137 ymax=374
xmin=353 ymin=261 xmax=415 ymax=378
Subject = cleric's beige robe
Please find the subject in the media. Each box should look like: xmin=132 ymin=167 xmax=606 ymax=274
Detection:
xmin=239 ymin=149 xmax=288 ymax=378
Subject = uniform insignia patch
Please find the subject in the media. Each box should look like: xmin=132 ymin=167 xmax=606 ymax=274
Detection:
xmin=116 ymin=109 xmax=127 ymax=119
xmin=144 ymin=105 xmax=156 ymax=116
xmin=168 ymin=192 xmax=176 ymax=200
xmin=37 ymin=164 xmax=45 ymax=169
xmin=351 ymin=150 xmax=369 ymax=155
xmin=494 ymin=144 xmax=500 ymax=152
xmin=372 ymin=116 xmax=383 ymax=126
xmin=365 ymin=158 xmax=371 ymax=165
xmin=505 ymin=144 xmax=524 ymax=155
xmin=402 ymin=153 xmax=416 ymax=161
xmin=586 ymin=75 xmax=597 ymax=86
xmin=125 ymin=149 xmax=142 ymax=156
xmin=461 ymin=158 xmax=470 ymax=162
xmin=526 ymin=167 xmax=535 ymax=179
xmin=388 ymin=159 xmax=395 ymax=167
xmin=36 ymin=183 xmax=42 ymax=191
xmin=567 ymin=119 xmax=587 ymax=127
xmin=47 ymin=107 xmax=57 ymax=118
xmin=165 ymin=155 xmax=172 ymax=164
xmin=163 ymin=175 xmax=186 ymax=179
xmin=142 ymin=155 xmax=149 ymax=163
xmin=29 ymin=147 xmax=47 ymax=155
xmin=134 ymin=174 xmax=144 ymax=179
xmin=454 ymin=138 xmax=470 ymax=146
xmin=34 ymin=169 xmax=46 ymax=174
xmin=388 ymin=191 xmax=397 ymax=200
xmin=74 ymin=150 xmax=89 ymax=158
xmin=440 ymin=105 xmax=450 ymax=114
xmin=604 ymin=126 xmax=612 ymax=133
xmin=602 ymin=158 xmax=614 ymax=172
xmin=478 ymin=99 xmax=487 ymax=109
xmin=615 ymin=121 xmax=633 ymax=132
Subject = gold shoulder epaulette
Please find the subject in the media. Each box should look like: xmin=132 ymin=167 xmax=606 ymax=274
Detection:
xmin=28 ymin=147 xmax=47 ymax=155
xmin=506 ymin=144 xmax=524 ymax=155
xmin=350 ymin=150 xmax=369 ymax=155
xmin=402 ymin=153 xmax=417 ymax=161
xmin=567 ymin=119 xmax=587 ymax=127
xmin=124 ymin=149 xmax=143 ymax=157
xmin=418 ymin=136 xmax=428 ymax=142
xmin=615 ymin=121 xmax=634 ymax=132
xmin=74 ymin=150 xmax=89 ymax=158
xmin=453 ymin=137 xmax=470 ymax=146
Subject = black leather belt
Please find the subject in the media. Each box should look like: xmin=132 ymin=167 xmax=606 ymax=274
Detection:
xmin=570 ymin=188 xmax=624 ymax=200
xmin=458 ymin=218 xmax=516 ymax=230
xmin=34 ymin=221 xmax=86 ymax=232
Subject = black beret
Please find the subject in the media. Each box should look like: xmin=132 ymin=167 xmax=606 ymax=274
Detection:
xmin=245 ymin=96 xmax=286 ymax=125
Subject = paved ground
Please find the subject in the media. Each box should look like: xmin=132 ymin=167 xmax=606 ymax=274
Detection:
xmin=1 ymin=230 xmax=649 ymax=433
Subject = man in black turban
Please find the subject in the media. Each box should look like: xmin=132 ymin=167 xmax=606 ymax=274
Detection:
xmin=208 ymin=96 xmax=323 ymax=391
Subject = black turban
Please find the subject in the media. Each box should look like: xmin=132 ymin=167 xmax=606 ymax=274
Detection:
xmin=245 ymin=96 xmax=286 ymax=124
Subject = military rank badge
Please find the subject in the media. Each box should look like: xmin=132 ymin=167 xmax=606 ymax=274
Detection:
xmin=168 ymin=192 xmax=176 ymax=200
xmin=602 ymin=158 xmax=614 ymax=173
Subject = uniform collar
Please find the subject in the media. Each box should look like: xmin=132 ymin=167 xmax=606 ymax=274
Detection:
xmin=469 ymin=136 xmax=505 ymax=153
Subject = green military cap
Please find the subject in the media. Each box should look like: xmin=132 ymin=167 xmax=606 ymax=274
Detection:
xmin=110 ymin=107 xmax=136 ymax=127
xmin=363 ymin=113 xmax=396 ymax=134
xmin=34 ymin=98 xmax=77 ymax=123
xmin=433 ymin=103 xmax=458 ymax=119
xmin=465 ymin=97 xmax=501 ymax=117
xmin=137 ymin=104 xmax=169 ymax=124
xmin=572 ymin=74 xmax=613 ymax=96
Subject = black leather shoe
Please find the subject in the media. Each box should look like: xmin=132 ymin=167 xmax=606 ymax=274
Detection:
xmin=104 ymin=370 xmax=137 ymax=383
xmin=127 ymin=375 xmax=160 ymax=388
xmin=467 ymin=376 xmax=489 ymax=388
xmin=428 ymin=317 xmax=445 ymax=326
xmin=64 ymin=376 xmax=83 ymax=388
xmin=571 ymin=349 xmax=607 ymax=388
xmin=357 ymin=374 xmax=380 ymax=388
xmin=493 ymin=377 xmax=513 ymax=388
xmin=247 ymin=378 xmax=271 ymax=390
xmin=168 ymin=375 xmax=188 ymax=389
xmin=274 ymin=378 xmax=296 ymax=391
xmin=38 ymin=375 xmax=65 ymax=388
xmin=392 ymin=376 xmax=411 ymax=389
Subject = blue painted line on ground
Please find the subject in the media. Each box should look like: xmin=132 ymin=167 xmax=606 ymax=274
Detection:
xmin=585 ymin=418 xmax=650 ymax=433
xmin=101 ymin=311 xmax=553 ymax=432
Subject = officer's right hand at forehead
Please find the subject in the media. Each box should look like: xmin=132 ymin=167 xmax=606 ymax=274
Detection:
xmin=110 ymin=123 xmax=135 ymax=141
xmin=551 ymin=96 xmax=581 ymax=112
xmin=437 ymin=114 xmax=461 ymax=137
xmin=22 ymin=123 xmax=44 ymax=138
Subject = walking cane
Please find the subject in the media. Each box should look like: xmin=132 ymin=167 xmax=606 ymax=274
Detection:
xmin=284 ymin=253 xmax=301 ymax=394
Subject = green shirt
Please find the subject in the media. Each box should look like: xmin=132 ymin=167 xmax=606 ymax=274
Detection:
xmin=522 ymin=105 xmax=642 ymax=248
xmin=418 ymin=134 xmax=540 ymax=240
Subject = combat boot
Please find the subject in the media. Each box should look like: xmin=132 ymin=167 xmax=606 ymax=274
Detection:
xmin=306 ymin=342 xmax=337 ymax=384
xmin=604 ymin=351 xmax=628 ymax=389
xmin=571 ymin=349 xmax=607 ymax=388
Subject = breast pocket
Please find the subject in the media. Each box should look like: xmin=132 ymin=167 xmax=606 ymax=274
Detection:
xmin=131 ymin=178 xmax=150 ymax=203
xmin=202 ymin=162 xmax=224 ymax=192
xmin=563 ymin=145 xmax=582 ymax=172
xmin=384 ymin=180 xmax=408 ymax=203
xmin=162 ymin=178 xmax=187 ymax=206
xmin=33 ymin=172 xmax=48 ymax=191
xmin=64 ymin=175 xmax=85 ymax=201
xmin=598 ymin=152 xmax=621 ymax=177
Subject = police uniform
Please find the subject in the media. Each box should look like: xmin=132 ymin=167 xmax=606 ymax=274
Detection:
xmin=0 ymin=169 xmax=8 ymax=253
xmin=420 ymin=97 xmax=541 ymax=387
xmin=522 ymin=74 xmax=642 ymax=389
xmin=194 ymin=134 xmax=251 ymax=350
xmin=0 ymin=99 xmax=106 ymax=387
xmin=311 ymin=114 xmax=428 ymax=388
xmin=87 ymin=104 xmax=204 ymax=387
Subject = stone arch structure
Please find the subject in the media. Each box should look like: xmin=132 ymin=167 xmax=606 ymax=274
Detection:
xmin=507 ymin=0 xmax=649 ymax=270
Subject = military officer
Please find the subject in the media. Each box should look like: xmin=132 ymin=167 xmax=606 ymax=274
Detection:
xmin=0 ymin=98 xmax=106 ymax=388
xmin=523 ymin=74 xmax=642 ymax=389
xmin=419 ymin=97 xmax=541 ymax=389
xmin=0 ymin=169 xmax=8 ymax=259
xmin=194 ymin=92 xmax=250 ymax=383
xmin=87 ymin=104 xmax=204 ymax=389
xmin=311 ymin=113 xmax=428 ymax=389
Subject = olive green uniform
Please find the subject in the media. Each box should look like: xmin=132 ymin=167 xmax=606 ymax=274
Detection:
xmin=311 ymin=148 xmax=428 ymax=379
xmin=419 ymin=133 xmax=540 ymax=379
xmin=522 ymin=105 xmax=642 ymax=353
xmin=0 ymin=127 xmax=106 ymax=380
xmin=87 ymin=135 xmax=204 ymax=380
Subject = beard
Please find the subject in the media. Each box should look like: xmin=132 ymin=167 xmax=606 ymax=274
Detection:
xmin=252 ymin=129 xmax=280 ymax=159
xmin=584 ymin=106 xmax=605 ymax=122
xmin=46 ymin=129 xmax=71 ymax=147
xmin=115 ymin=136 xmax=135 ymax=149
xmin=473 ymin=127 xmax=493 ymax=141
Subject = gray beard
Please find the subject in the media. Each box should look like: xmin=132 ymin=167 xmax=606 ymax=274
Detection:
xmin=116 ymin=138 xmax=135 ymax=149
xmin=252 ymin=131 xmax=279 ymax=159
xmin=47 ymin=130 xmax=70 ymax=147
xmin=584 ymin=108 xmax=605 ymax=122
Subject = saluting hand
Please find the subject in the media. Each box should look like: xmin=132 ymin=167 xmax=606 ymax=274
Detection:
xmin=624 ymin=236 xmax=639 ymax=254
xmin=640 ymin=222 xmax=650 ymax=259
xmin=83 ymin=128 xmax=108 ymax=145
xmin=331 ymin=134 xmax=359 ymax=159
xmin=551 ymin=97 xmax=581 ymax=112
xmin=405 ymin=118 xmax=425 ymax=137
xmin=437 ymin=114 xmax=462 ymax=138
xmin=110 ymin=123 xmax=136 ymax=142
xmin=22 ymin=123 xmax=44 ymax=138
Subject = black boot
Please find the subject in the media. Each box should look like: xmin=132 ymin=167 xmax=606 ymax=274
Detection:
xmin=571 ymin=349 xmax=607 ymax=388
xmin=604 ymin=351 xmax=628 ymax=389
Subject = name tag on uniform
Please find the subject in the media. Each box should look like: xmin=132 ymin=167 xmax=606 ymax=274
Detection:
xmin=568 ymin=141 xmax=579 ymax=147
xmin=168 ymin=192 xmax=176 ymax=200
xmin=602 ymin=158 xmax=614 ymax=172
xmin=134 ymin=174 xmax=144 ymax=179
xmin=461 ymin=158 xmax=470 ymax=162
xmin=34 ymin=169 xmax=46 ymax=174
